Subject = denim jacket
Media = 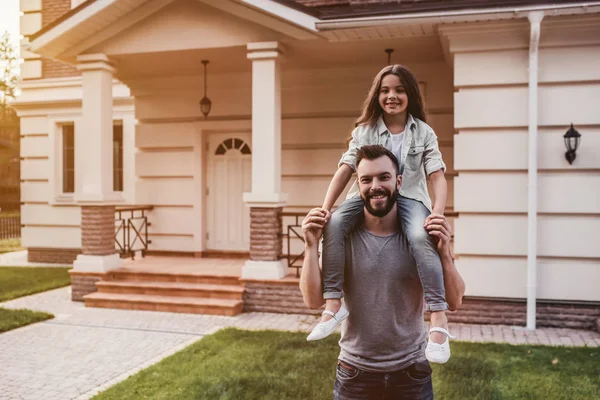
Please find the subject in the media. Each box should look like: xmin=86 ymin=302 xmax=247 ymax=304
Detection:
xmin=338 ymin=114 xmax=446 ymax=211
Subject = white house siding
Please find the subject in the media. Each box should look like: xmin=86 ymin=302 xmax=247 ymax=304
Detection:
xmin=16 ymin=80 xmax=134 ymax=253
xmin=447 ymin=17 xmax=600 ymax=302
xmin=131 ymin=60 xmax=454 ymax=258
xmin=20 ymin=113 xmax=81 ymax=250
xmin=135 ymin=121 xmax=204 ymax=253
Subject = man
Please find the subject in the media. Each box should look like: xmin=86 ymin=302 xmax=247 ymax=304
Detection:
xmin=300 ymin=145 xmax=465 ymax=399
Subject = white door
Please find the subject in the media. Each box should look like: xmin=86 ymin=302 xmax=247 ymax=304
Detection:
xmin=206 ymin=133 xmax=252 ymax=252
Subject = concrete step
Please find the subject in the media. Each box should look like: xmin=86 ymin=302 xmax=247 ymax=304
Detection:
xmin=107 ymin=270 xmax=240 ymax=286
xmin=83 ymin=292 xmax=243 ymax=316
xmin=95 ymin=280 xmax=244 ymax=300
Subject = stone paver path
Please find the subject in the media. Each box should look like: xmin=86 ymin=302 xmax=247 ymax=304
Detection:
xmin=1 ymin=287 xmax=599 ymax=400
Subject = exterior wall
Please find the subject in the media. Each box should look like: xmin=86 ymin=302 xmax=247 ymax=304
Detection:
xmin=16 ymin=79 xmax=134 ymax=262
xmin=131 ymin=61 xmax=454 ymax=261
xmin=444 ymin=16 xmax=600 ymax=303
xmin=135 ymin=120 xmax=204 ymax=253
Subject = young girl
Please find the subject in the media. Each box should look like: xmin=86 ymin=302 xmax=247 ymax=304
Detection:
xmin=306 ymin=64 xmax=455 ymax=364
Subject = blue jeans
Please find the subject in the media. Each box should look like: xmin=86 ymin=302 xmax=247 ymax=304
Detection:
xmin=333 ymin=360 xmax=434 ymax=400
xmin=322 ymin=194 xmax=448 ymax=312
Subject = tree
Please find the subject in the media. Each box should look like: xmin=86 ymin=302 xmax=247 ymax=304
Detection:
xmin=0 ymin=31 xmax=20 ymax=212
xmin=0 ymin=31 xmax=18 ymax=109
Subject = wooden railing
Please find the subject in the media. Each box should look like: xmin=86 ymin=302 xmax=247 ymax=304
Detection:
xmin=115 ymin=205 xmax=153 ymax=259
xmin=282 ymin=209 xmax=458 ymax=278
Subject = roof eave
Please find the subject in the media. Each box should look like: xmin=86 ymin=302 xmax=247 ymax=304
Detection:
xmin=315 ymin=1 xmax=600 ymax=30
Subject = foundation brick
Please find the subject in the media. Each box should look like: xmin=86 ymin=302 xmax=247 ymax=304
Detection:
xmin=69 ymin=272 xmax=105 ymax=301
xmin=28 ymin=248 xmax=80 ymax=264
xmin=244 ymin=280 xmax=600 ymax=331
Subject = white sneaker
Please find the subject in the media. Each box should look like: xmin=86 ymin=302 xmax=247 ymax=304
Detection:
xmin=307 ymin=304 xmax=349 ymax=341
xmin=425 ymin=327 xmax=456 ymax=364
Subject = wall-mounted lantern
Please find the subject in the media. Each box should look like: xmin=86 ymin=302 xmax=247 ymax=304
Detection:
xmin=563 ymin=123 xmax=581 ymax=165
xmin=199 ymin=60 xmax=212 ymax=118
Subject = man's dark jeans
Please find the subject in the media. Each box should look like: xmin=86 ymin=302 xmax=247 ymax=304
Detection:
xmin=333 ymin=359 xmax=434 ymax=400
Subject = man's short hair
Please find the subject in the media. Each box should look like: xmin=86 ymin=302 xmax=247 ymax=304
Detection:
xmin=356 ymin=145 xmax=400 ymax=175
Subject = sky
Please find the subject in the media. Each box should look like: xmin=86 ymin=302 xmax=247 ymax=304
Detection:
xmin=0 ymin=0 xmax=21 ymax=56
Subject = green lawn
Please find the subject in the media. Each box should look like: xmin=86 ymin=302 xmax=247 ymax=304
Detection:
xmin=0 ymin=307 xmax=54 ymax=333
xmin=0 ymin=266 xmax=71 ymax=333
xmin=93 ymin=328 xmax=600 ymax=400
xmin=0 ymin=266 xmax=71 ymax=302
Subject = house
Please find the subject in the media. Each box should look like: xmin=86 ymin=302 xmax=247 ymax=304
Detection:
xmin=12 ymin=0 xmax=600 ymax=329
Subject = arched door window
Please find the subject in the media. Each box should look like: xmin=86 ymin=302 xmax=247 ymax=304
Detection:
xmin=215 ymin=138 xmax=251 ymax=155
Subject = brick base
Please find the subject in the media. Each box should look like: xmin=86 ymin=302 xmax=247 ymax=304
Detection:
xmin=242 ymin=280 xmax=600 ymax=331
xmin=28 ymin=248 xmax=81 ymax=264
xmin=69 ymin=271 xmax=106 ymax=301
xmin=443 ymin=298 xmax=600 ymax=331
xmin=242 ymin=280 xmax=321 ymax=316
xmin=250 ymin=207 xmax=282 ymax=261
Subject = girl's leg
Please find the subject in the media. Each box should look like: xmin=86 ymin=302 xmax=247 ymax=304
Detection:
xmin=396 ymin=195 xmax=448 ymax=312
xmin=307 ymin=196 xmax=364 ymax=340
xmin=321 ymin=196 xmax=365 ymax=317
xmin=396 ymin=196 xmax=449 ymax=346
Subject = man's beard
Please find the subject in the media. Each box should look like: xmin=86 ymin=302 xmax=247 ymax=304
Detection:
xmin=362 ymin=187 xmax=397 ymax=218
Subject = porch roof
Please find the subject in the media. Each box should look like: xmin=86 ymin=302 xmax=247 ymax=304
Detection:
xmin=278 ymin=0 xmax=589 ymax=20
xmin=28 ymin=0 xmax=320 ymax=61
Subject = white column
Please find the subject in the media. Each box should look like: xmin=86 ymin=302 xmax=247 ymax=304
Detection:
xmin=244 ymin=42 xmax=287 ymax=207
xmin=75 ymin=54 xmax=123 ymax=204
xmin=73 ymin=54 xmax=122 ymax=274
xmin=242 ymin=42 xmax=288 ymax=280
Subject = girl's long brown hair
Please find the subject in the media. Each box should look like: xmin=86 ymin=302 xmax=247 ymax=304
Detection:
xmin=354 ymin=64 xmax=427 ymax=130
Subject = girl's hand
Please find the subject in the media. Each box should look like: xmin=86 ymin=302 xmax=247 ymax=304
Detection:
xmin=302 ymin=208 xmax=330 ymax=248
xmin=424 ymin=213 xmax=452 ymax=253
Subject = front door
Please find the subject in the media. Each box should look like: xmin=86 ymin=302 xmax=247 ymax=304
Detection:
xmin=206 ymin=133 xmax=252 ymax=252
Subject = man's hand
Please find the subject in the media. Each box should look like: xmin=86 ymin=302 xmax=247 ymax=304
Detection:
xmin=302 ymin=208 xmax=330 ymax=247
xmin=424 ymin=213 xmax=452 ymax=255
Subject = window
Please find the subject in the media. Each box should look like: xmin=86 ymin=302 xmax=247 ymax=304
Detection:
xmin=215 ymin=138 xmax=251 ymax=155
xmin=62 ymin=124 xmax=75 ymax=193
xmin=113 ymin=122 xmax=123 ymax=192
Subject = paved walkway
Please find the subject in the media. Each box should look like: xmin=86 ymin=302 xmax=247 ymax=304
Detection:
xmin=1 ymin=287 xmax=599 ymax=400
xmin=0 ymin=250 xmax=66 ymax=267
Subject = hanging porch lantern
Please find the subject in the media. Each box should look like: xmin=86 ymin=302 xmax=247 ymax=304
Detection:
xmin=563 ymin=123 xmax=581 ymax=165
xmin=199 ymin=60 xmax=212 ymax=118
xmin=385 ymin=48 xmax=394 ymax=65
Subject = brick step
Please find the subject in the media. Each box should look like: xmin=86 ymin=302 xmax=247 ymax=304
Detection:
xmin=83 ymin=292 xmax=243 ymax=316
xmin=96 ymin=281 xmax=244 ymax=300
xmin=107 ymin=270 xmax=240 ymax=286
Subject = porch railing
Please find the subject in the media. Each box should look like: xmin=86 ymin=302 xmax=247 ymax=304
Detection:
xmin=115 ymin=205 xmax=153 ymax=259
xmin=0 ymin=215 xmax=20 ymax=240
xmin=282 ymin=212 xmax=305 ymax=278
xmin=282 ymin=210 xmax=458 ymax=278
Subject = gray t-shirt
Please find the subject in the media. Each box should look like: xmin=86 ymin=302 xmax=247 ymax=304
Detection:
xmin=338 ymin=227 xmax=427 ymax=372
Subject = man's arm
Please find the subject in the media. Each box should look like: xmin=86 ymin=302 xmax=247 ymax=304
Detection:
xmin=425 ymin=213 xmax=465 ymax=311
xmin=300 ymin=243 xmax=325 ymax=309
xmin=299 ymin=208 xmax=327 ymax=309
xmin=439 ymin=246 xmax=465 ymax=311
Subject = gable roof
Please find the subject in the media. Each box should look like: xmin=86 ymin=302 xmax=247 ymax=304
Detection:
xmin=277 ymin=0 xmax=593 ymax=19
xmin=28 ymin=0 xmax=320 ymax=60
